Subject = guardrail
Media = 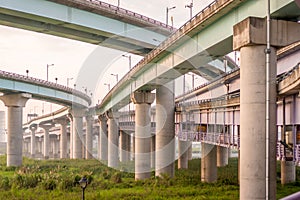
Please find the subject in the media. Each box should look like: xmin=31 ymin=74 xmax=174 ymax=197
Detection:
xmin=85 ymin=0 xmax=174 ymax=31
xmin=276 ymin=62 xmax=300 ymax=83
xmin=0 ymin=69 xmax=91 ymax=105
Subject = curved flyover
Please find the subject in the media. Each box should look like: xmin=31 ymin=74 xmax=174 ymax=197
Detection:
xmin=0 ymin=70 xmax=91 ymax=167
xmin=0 ymin=70 xmax=91 ymax=107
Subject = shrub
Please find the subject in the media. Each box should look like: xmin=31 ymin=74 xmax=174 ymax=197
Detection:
xmin=111 ymin=172 xmax=122 ymax=183
xmin=58 ymin=177 xmax=75 ymax=191
xmin=42 ymin=178 xmax=56 ymax=190
xmin=0 ymin=176 xmax=11 ymax=190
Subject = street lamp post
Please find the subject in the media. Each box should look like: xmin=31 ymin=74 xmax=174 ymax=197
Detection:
xmin=67 ymin=77 xmax=73 ymax=87
xmin=46 ymin=64 xmax=54 ymax=81
xmin=104 ymin=83 xmax=110 ymax=91
xmin=79 ymin=177 xmax=88 ymax=200
xmin=82 ymin=87 xmax=87 ymax=94
xmin=122 ymin=54 xmax=132 ymax=71
xmin=185 ymin=0 xmax=193 ymax=19
xmin=166 ymin=6 xmax=176 ymax=26
xmin=122 ymin=54 xmax=132 ymax=113
xmin=55 ymin=77 xmax=58 ymax=84
xmin=187 ymin=73 xmax=195 ymax=89
xmin=26 ymin=70 xmax=29 ymax=78
xmin=111 ymin=73 xmax=119 ymax=83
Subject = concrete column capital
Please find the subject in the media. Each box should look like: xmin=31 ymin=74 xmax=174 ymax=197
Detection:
xmin=0 ymin=93 xmax=31 ymax=107
xmin=233 ymin=17 xmax=300 ymax=50
xmin=68 ymin=108 xmax=87 ymax=118
xmin=39 ymin=123 xmax=54 ymax=131
xmin=98 ymin=114 xmax=107 ymax=122
xmin=29 ymin=124 xmax=37 ymax=132
xmin=106 ymin=109 xmax=120 ymax=119
xmin=53 ymin=118 xmax=68 ymax=126
xmin=131 ymin=91 xmax=155 ymax=105
xmin=86 ymin=115 xmax=93 ymax=121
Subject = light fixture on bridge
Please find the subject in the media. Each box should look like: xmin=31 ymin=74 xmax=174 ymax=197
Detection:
xmin=26 ymin=70 xmax=29 ymax=78
xmin=166 ymin=6 xmax=176 ymax=26
xmin=55 ymin=77 xmax=58 ymax=84
xmin=111 ymin=73 xmax=119 ymax=83
xmin=104 ymin=83 xmax=111 ymax=91
xmin=46 ymin=64 xmax=54 ymax=81
xmin=67 ymin=77 xmax=73 ymax=87
xmin=122 ymin=54 xmax=132 ymax=71
xmin=82 ymin=86 xmax=87 ymax=94
xmin=185 ymin=0 xmax=193 ymax=19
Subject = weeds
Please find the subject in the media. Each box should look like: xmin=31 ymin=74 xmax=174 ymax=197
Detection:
xmin=0 ymin=156 xmax=297 ymax=199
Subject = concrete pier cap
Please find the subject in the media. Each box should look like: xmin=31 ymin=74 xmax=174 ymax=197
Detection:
xmin=233 ymin=17 xmax=300 ymax=51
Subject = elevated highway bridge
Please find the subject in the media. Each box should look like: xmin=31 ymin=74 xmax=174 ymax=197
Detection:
xmin=0 ymin=0 xmax=300 ymax=199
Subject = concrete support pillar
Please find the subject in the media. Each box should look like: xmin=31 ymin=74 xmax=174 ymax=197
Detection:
xmin=70 ymin=108 xmax=86 ymax=159
xmin=98 ymin=115 xmax=108 ymax=162
xmin=178 ymin=140 xmax=190 ymax=169
xmin=234 ymin=17 xmax=300 ymax=199
xmin=131 ymin=91 xmax=155 ymax=180
xmin=188 ymin=144 xmax=192 ymax=160
xmin=281 ymin=160 xmax=296 ymax=184
xmin=29 ymin=124 xmax=37 ymax=159
xmin=67 ymin=114 xmax=73 ymax=159
xmin=106 ymin=110 xmax=120 ymax=168
xmin=127 ymin=133 xmax=131 ymax=159
xmin=40 ymin=124 xmax=54 ymax=160
xmin=239 ymin=44 xmax=277 ymax=199
xmin=61 ymin=121 xmax=68 ymax=159
xmin=53 ymin=138 xmax=59 ymax=157
xmin=85 ymin=115 xmax=93 ymax=159
xmin=201 ymin=143 xmax=217 ymax=183
xmin=120 ymin=130 xmax=129 ymax=163
xmin=132 ymin=134 xmax=135 ymax=160
xmin=234 ymin=18 xmax=280 ymax=200
xmin=217 ymin=146 xmax=228 ymax=167
xmin=73 ymin=116 xmax=83 ymax=159
xmin=55 ymin=119 xmax=68 ymax=159
xmin=151 ymin=135 xmax=155 ymax=169
xmin=156 ymin=81 xmax=175 ymax=177
xmin=0 ymin=93 xmax=31 ymax=166
xmin=82 ymin=136 xmax=86 ymax=159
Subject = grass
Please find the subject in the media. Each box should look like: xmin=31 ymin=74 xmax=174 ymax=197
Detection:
xmin=0 ymin=155 xmax=299 ymax=199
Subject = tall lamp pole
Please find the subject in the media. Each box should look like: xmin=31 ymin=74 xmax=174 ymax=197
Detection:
xmin=46 ymin=64 xmax=54 ymax=81
xmin=166 ymin=6 xmax=176 ymax=26
xmin=111 ymin=73 xmax=119 ymax=83
xmin=67 ymin=77 xmax=73 ymax=87
xmin=122 ymin=54 xmax=132 ymax=71
xmin=104 ymin=83 xmax=110 ymax=91
xmin=185 ymin=0 xmax=193 ymax=19
xmin=122 ymin=54 xmax=133 ymax=113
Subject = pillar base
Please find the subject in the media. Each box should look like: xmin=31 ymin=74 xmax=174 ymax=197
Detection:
xmin=281 ymin=160 xmax=296 ymax=185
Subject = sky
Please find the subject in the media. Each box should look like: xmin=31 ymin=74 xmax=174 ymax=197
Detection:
xmin=0 ymin=0 xmax=215 ymax=121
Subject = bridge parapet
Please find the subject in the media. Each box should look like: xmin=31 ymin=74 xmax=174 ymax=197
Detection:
xmin=0 ymin=70 xmax=91 ymax=105
xmin=48 ymin=0 xmax=174 ymax=34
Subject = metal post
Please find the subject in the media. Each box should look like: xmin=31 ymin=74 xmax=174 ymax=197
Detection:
xmin=185 ymin=0 xmax=193 ymax=19
xmin=82 ymin=188 xmax=85 ymax=200
xmin=265 ymin=0 xmax=271 ymax=198
xmin=46 ymin=64 xmax=54 ymax=81
xmin=67 ymin=77 xmax=73 ymax=87
xmin=166 ymin=6 xmax=176 ymax=26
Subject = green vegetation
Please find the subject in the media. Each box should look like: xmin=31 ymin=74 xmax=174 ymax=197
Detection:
xmin=0 ymin=156 xmax=298 ymax=199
